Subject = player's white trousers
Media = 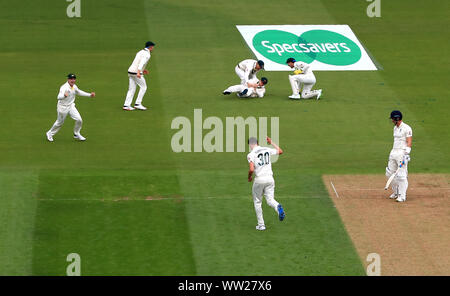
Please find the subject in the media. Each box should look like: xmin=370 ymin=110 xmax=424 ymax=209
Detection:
xmin=48 ymin=103 xmax=83 ymax=136
xmin=124 ymin=74 xmax=147 ymax=106
xmin=224 ymin=84 xmax=255 ymax=97
xmin=385 ymin=148 xmax=409 ymax=200
xmin=289 ymin=74 xmax=320 ymax=99
xmin=235 ymin=66 xmax=247 ymax=85
xmin=235 ymin=66 xmax=256 ymax=85
xmin=252 ymin=179 xmax=279 ymax=226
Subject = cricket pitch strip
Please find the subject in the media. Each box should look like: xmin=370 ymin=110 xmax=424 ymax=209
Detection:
xmin=322 ymin=174 xmax=450 ymax=275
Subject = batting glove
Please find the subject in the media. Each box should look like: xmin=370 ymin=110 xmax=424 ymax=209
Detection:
xmin=403 ymin=154 xmax=411 ymax=164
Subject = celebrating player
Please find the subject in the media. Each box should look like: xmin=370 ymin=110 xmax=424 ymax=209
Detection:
xmin=247 ymin=137 xmax=285 ymax=231
xmin=385 ymin=110 xmax=413 ymax=202
xmin=223 ymin=77 xmax=268 ymax=98
xmin=46 ymin=74 xmax=95 ymax=142
xmin=286 ymin=57 xmax=322 ymax=100
xmin=235 ymin=59 xmax=264 ymax=85
xmin=123 ymin=41 xmax=155 ymax=111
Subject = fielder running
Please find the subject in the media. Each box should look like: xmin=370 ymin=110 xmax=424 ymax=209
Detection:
xmin=46 ymin=74 xmax=95 ymax=142
xmin=123 ymin=41 xmax=155 ymax=111
xmin=286 ymin=58 xmax=322 ymax=100
xmin=223 ymin=77 xmax=268 ymax=98
xmin=385 ymin=110 xmax=413 ymax=202
xmin=235 ymin=59 xmax=265 ymax=85
xmin=247 ymin=137 xmax=285 ymax=231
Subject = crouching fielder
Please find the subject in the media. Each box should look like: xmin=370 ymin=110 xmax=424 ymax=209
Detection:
xmin=386 ymin=110 xmax=413 ymax=202
xmin=286 ymin=58 xmax=322 ymax=100
xmin=223 ymin=77 xmax=268 ymax=98
xmin=235 ymin=59 xmax=264 ymax=85
xmin=46 ymin=74 xmax=95 ymax=142
xmin=247 ymin=137 xmax=285 ymax=231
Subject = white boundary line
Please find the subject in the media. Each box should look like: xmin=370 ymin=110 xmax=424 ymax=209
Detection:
xmin=330 ymin=181 xmax=340 ymax=198
xmin=36 ymin=195 xmax=330 ymax=202
xmin=333 ymin=187 xmax=450 ymax=191
xmin=34 ymin=188 xmax=449 ymax=202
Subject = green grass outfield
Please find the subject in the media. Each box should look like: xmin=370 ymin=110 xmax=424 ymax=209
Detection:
xmin=0 ymin=0 xmax=448 ymax=275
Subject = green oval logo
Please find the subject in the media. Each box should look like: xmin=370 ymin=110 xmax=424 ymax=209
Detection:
xmin=299 ymin=30 xmax=361 ymax=65
xmin=253 ymin=30 xmax=315 ymax=65
xmin=252 ymin=29 xmax=361 ymax=66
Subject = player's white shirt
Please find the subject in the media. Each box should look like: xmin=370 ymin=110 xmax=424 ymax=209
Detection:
xmin=128 ymin=48 xmax=151 ymax=73
xmin=246 ymin=78 xmax=266 ymax=98
xmin=253 ymin=87 xmax=265 ymax=98
xmin=293 ymin=61 xmax=313 ymax=75
xmin=393 ymin=122 xmax=413 ymax=150
xmin=238 ymin=59 xmax=262 ymax=76
xmin=247 ymin=146 xmax=278 ymax=183
xmin=247 ymin=78 xmax=259 ymax=84
xmin=56 ymin=82 xmax=90 ymax=108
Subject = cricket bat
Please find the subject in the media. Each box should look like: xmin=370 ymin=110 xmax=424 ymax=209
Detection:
xmin=384 ymin=160 xmax=405 ymax=190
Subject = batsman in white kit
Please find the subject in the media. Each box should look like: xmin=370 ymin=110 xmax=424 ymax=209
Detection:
xmin=46 ymin=74 xmax=95 ymax=142
xmin=235 ymin=59 xmax=265 ymax=85
xmin=385 ymin=110 xmax=413 ymax=202
xmin=247 ymin=137 xmax=285 ymax=231
xmin=223 ymin=77 xmax=268 ymax=98
xmin=123 ymin=41 xmax=155 ymax=111
xmin=286 ymin=58 xmax=322 ymax=100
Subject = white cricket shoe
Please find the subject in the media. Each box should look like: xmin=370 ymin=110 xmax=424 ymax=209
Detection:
xmin=134 ymin=104 xmax=147 ymax=111
xmin=123 ymin=106 xmax=135 ymax=111
xmin=289 ymin=94 xmax=301 ymax=100
xmin=46 ymin=131 xmax=54 ymax=142
xmin=316 ymin=89 xmax=322 ymax=100
xmin=389 ymin=193 xmax=398 ymax=199
xmin=74 ymin=133 xmax=86 ymax=141
xmin=396 ymin=197 xmax=406 ymax=202
xmin=256 ymin=225 xmax=266 ymax=231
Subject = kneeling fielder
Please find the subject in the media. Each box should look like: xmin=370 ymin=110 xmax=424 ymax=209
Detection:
xmin=385 ymin=110 xmax=412 ymax=202
xmin=46 ymin=74 xmax=95 ymax=142
xmin=223 ymin=77 xmax=268 ymax=98
xmin=247 ymin=137 xmax=285 ymax=231
xmin=286 ymin=58 xmax=322 ymax=100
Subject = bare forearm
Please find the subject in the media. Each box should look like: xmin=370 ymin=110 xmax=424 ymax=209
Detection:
xmin=405 ymin=137 xmax=412 ymax=154
xmin=271 ymin=142 xmax=283 ymax=154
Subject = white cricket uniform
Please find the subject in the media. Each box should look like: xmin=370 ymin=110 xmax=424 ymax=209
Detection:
xmin=288 ymin=61 xmax=320 ymax=99
xmin=385 ymin=122 xmax=413 ymax=200
xmin=124 ymin=48 xmax=151 ymax=106
xmin=47 ymin=82 xmax=91 ymax=137
xmin=224 ymin=78 xmax=266 ymax=98
xmin=235 ymin=59 xmax=262 ymax=85
xmin=247 ymin=145 xmax=280 ymax=227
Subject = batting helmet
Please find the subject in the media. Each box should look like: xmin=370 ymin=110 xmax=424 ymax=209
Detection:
xmin=145 ymin=41 xmax=155 ymax=48
xmin=390 ymin=110 xmax=403 ymax=121
xmin=257 ymin=60 xmax=265 ymax=69
xmin=286 ymin=57 xmax=296 ymax=64
xmin=260 ymin=77 xmax=268 ymax=85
